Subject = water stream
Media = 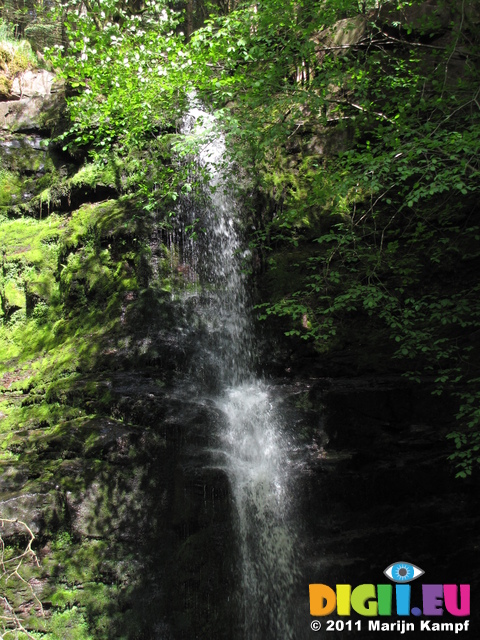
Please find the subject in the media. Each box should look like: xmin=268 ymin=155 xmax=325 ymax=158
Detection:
xmin=180 ymin=105 xmax=299 ymax=639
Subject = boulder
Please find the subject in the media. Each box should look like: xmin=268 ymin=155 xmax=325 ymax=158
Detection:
xmin=10 ymin=69 xmax=56 ymax=99
xmin=314 ymin=15 xmax=367 ymax=53
xmin=0 ymin=70 xmax=63 ymax=132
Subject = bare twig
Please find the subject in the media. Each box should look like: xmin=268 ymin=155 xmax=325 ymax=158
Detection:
xmin=0 ymin=518 xmax=44 ymax=639
xmin=329 ymin=98 xmax=395 ymax=123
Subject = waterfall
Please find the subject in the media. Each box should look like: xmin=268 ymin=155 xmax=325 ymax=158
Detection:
xmin=215 ymin=385 xmax=298 ymax=640
xmin=180 ymin=104 xmax=299 ymax=640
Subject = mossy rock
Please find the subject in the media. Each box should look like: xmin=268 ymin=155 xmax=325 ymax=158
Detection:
xmin=0 ymin=169 xmax=23 ymax=207
xmin=0 ymin=490 xmax=61 ymax=536
xmin=0 ymin=73 xmax=12 ymax=98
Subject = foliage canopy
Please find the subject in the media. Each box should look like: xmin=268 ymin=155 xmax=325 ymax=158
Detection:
xmin=42 ymin=0 xmax=480 ymax=476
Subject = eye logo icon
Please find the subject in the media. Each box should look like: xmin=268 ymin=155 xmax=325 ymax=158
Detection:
xmin=384 ymin=561 xmax=424 ymax=583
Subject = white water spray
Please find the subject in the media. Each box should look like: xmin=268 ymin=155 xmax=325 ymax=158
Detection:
xmin=182 ymin=103 xmax=298 ymax=640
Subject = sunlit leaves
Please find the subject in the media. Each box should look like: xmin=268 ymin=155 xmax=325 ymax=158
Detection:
xmin=46 ymin=0 xmax=185 ymax=153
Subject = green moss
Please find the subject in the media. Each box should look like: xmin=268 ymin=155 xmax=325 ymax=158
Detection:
xmin=45 ymin=608 xmax=94 ymax=640
xmin=0 ymin=72 xmax=11 ymax=97
xmin=0 ymin=179 xmax=177 ymax=638
xmin=69 ymin=162 xmax=118 ymax=191
xmin=0 ymin=214 xmax=63 ymax=269
xmin=63 ymin=198 xmax=136 ymax=249
xmin=0 ymin=41 xmax=35 ymax=75
xmin=0 ymin=195 xmax=145 ymax=466
xmin=0 ymin=169 xmax=23 ymax=207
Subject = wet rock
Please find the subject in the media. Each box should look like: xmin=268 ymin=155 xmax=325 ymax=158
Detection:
xmin=292 ymin=375 xmax=480 ymax=638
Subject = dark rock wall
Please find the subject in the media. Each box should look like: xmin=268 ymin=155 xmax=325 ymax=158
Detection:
xmin=268 ymin=376 xmax=480 ymax=638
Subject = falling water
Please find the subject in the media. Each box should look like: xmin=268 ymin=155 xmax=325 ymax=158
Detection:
xmin=181 ymin=103 xmax=298 ymax=640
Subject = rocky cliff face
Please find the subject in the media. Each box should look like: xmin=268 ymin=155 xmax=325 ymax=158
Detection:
xmin=0 ymin=69 xmax=238 ymax=638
